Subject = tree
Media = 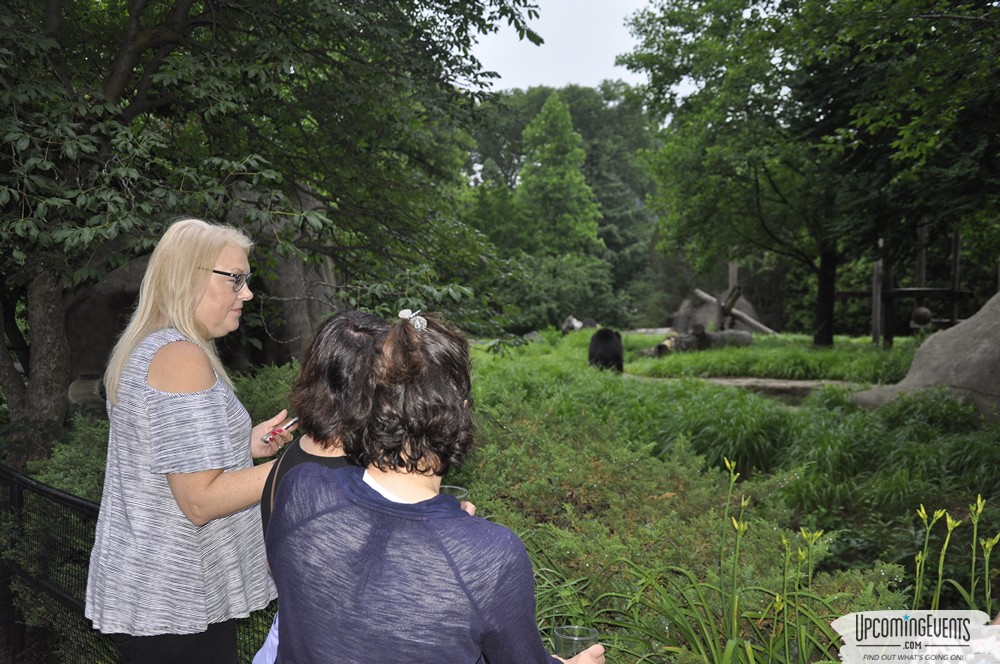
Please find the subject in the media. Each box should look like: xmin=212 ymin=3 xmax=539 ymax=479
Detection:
xmin=794 ymin=0 xmax=1000 ymax=168
xmin=790 ymin=0 xmax=1000 ymax=272
xmin=622 ymin=0 xmax=1000 ymax=344
xmin=500 ymin=253 xmax=625 ymax=333
xmin=555 ymin=83 xmax=660 ymax=294
xmin=464 ymin=83 xmax=668 ymax=325
xmin=461 ymin=91 xmax=621 ymax=329
xmin=513 ymin=93 xmax=604 ymax=256
xmin=624 ymin=0 xmax=851 ymax=345
xmin=461 ymin=160 xmax=524 ymax=252
xmin=0 ymin=0 xmax=540 ymax=466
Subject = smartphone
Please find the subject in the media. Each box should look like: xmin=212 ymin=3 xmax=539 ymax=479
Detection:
xmin=261 ymin=417 xmax=299 ymax=444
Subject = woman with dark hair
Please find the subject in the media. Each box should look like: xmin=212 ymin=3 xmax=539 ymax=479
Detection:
xmin=253 ymin=310 xmax=389 ymax=664
xmin=266 ymin=310 xmax=605 ymax=663
xmin=258 ymin=310 xmax=389 ymax=533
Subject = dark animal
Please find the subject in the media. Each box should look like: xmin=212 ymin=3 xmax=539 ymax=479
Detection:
xmin=588 ymin=328 xmax=623 ymax=373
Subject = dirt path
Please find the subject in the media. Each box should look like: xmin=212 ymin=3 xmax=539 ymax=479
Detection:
xmin=700 ymin=377 xmax=862 ymax=398
xmin=626 ymin=373 xmax=862 ymax=400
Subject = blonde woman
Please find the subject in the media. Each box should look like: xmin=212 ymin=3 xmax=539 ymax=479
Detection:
xmin=85 ymin=218 xmax=294 ymax=664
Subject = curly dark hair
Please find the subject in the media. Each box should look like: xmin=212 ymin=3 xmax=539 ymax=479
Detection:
xmin=358 ymin=313 xmax=474 ymax=476
xmin=289 ymin=311 xmax=389 ymax=452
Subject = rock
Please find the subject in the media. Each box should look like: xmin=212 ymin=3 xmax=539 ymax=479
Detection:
xmin=850 ymin=290 xmax=1000 ymax=419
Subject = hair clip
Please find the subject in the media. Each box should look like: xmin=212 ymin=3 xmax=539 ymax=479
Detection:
xmin=398 ymin=309 xmax=427 ymax=331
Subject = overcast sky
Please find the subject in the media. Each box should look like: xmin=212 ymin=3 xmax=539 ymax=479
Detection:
xmin=472 ymin=0 xmax=651 ymax=91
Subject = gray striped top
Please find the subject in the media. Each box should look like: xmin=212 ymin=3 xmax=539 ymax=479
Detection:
xmin=85 ymin=328 xmax=276 ymax=636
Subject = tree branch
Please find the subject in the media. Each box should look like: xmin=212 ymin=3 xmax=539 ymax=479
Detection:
xmin=104 ymin=0 xmax=198 ymax=103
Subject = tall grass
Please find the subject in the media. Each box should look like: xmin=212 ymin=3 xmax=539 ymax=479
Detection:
xmin=24 ymin=328 xmax=1000 ymax=662
xmin=566 ymin=459 xmax=899 ymax=663
xmin=466 ymin=334 xmax=1000 ymax=661
xmin=463 ymin=334 xmax=914 ymax=661
xmin=626 ymin=333 xmax=915 ymax=384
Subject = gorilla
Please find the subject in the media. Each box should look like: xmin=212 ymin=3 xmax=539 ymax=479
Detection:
xmin=588 ymin=328 xmax=623 ymax=373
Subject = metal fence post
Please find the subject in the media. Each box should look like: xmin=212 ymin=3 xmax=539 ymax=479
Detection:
xmin=1 ymin=473 xmax=27 ymax=662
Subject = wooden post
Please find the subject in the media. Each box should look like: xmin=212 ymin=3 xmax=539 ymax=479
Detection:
xmin=871 ymin=250 xmax=882 ymax=345
xmin=915 ymin=223 xmax=927 ymax=310
xmin=881 ymin=250 xmax=894 ymax=348
xmin=951 ymin=229 xmax=961 ymax=324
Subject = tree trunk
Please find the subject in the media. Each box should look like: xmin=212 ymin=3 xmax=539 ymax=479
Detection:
xmin=264 ymin=258 xmax=338 ymax=366
xmin=813 ymin=249 xmax=837 ymax=347
xmin=3 ymin=261 xmax=71 ymax=470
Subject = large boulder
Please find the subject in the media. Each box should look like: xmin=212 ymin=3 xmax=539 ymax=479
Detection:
xmin=850 ymin=290 xmax=1000 ymax=419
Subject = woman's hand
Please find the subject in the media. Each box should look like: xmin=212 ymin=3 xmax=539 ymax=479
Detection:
xmin=251 ymin=410 xmax=297 ymax=458
xmin=554 ymin=643 xmax=606 ymax=664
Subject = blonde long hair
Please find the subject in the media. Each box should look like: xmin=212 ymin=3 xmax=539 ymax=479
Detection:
xmin=104 ymin=218 xmax=254 ymax=405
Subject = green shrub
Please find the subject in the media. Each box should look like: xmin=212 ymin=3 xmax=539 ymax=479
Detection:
xmin=498 ymin=254 xmax=628 ymax=333
xmin=877 ymin=387 xmax=981 ymax=435
xmin=234 ymin=363 xmax=298 ymax=423
xmin=27 ymin=412 xmax=109 ymax=503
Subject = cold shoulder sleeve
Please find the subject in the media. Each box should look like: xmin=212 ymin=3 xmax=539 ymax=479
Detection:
xmin=147 ymin=384 xmax=247 ymax=474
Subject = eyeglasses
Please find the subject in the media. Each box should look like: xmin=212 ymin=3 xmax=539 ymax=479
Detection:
xmin=211 ymin=269 xmax=253 ymax=292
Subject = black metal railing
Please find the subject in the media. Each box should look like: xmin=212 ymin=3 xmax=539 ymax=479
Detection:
xmin=0 ymin=464 xmax=275 ymax=664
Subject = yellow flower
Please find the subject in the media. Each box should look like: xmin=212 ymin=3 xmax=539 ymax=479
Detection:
xmin=945 ymin=513 xmax=961 ymax=532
